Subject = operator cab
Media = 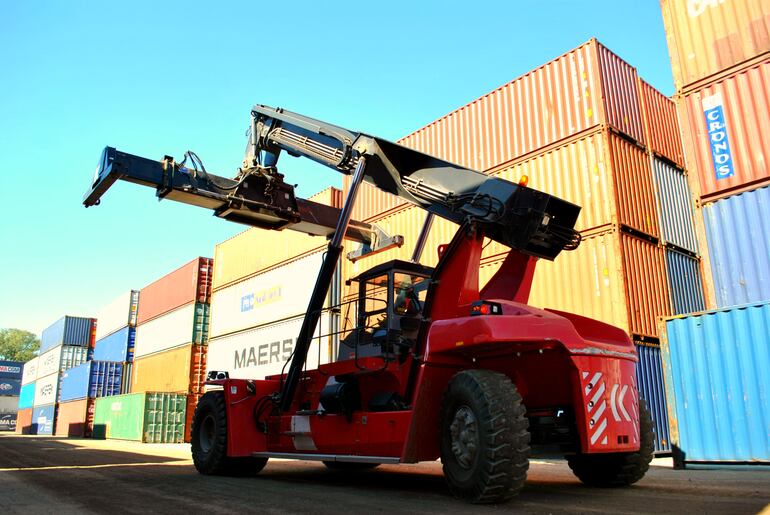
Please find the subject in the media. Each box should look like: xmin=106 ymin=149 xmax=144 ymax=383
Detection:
xmin=338 ymin=259 xmax=433 ymax=362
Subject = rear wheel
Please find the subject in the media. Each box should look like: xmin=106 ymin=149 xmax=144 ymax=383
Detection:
xmin=440 ymin=370 xmax=530 ymax=504
xmin=322 ymin=461 xmax=380 ymax=471
xmin=566 ymin=399 xmax=654 ymax=487
xmin=191 ymin=391 xmax=268 ymax=476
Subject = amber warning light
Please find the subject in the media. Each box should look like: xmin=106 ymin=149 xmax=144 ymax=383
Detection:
xmin=470 ymin=301 xmax=503 ymax=316
xmin=518 ymin=175 xmax=529 ymax=187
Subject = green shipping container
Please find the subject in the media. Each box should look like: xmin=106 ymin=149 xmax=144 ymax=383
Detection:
xmin=92 ymin=392 xmax=186 ymax=443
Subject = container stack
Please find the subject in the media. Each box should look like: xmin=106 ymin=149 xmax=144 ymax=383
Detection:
xmin=206 ymin=187 xmax=343 ymax=384
xmin=53 ymin=291 xmax=141 ymax=437
xmin=30 ymin=316 xmax=96 ymax=435
xmin=126 ymin=257 xmax=213 ymax=443
xmin=0 ymin=360 xmax=23 ymax=432
xmin=657 ymin=0 xmax=770 ymax=467
xmin=16 ymin=357 xmax=38 ymax=434
xmin=342 ymin=40 xmax=677 ymax=453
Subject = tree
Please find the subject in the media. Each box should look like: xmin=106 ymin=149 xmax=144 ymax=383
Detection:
xmin=0 ymin=328 xmax=40 ymax=362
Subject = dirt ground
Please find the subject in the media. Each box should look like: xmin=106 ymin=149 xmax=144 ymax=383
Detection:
xmin=1 ymin=434 xmax=768 ymax=514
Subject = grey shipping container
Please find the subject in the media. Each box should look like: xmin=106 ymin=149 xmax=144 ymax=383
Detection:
xmin=651 ymin=157 xmax=698 ymax=254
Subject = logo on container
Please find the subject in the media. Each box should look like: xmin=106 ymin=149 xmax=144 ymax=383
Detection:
xmin=241 ymin=293 xmax=255 ymax=312
xmin=0 ymin=383 xmax=12 ymax=391
xmin=702 ymin=93 xmax=734 ymax=180
xmin=234 ymin=338 xmax=294 ymax=369
xmin=0 ymin=365 xmax=21 ymax=374
xmin=687 ymin=0 xmax=726 ymax=17
xmin=240 ymin=286 xmax=282 ymax=313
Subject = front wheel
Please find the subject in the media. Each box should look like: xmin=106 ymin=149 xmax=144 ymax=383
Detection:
xmin=191 ymin=391 xmax=268 ymax=476
xmin=440 ymin=370 xmax=531 ymax=504
xmin=566 ymin=399 xmax=654 ymax=487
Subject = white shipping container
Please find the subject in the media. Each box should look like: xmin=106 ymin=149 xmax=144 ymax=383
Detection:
xmin=0 ymin=396 xmax=19 ymax=413
xmin=207 ymin=313 xmax=334 ymax=381
xmin=33 ymin=373 xmax=58 ymax=407
xmin=95 ymin=290 xmax=140 ymax=340
xmin=209 ymin=252 xmax=326 ymax=339
xmin=37 ymin=345 xmax=88 ymax=378
xmin=21 ymin=357 xmax=39 ymax=385
xmin=134 ymin=302 xmax=196 ymax=359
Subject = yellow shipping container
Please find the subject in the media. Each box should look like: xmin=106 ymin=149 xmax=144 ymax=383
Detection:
xmin=212 ymin=187 xmax=341 ymax=291
xmin=661 ymin=0 xmax=770 ymax=91
xmin=130 ymin=344 xmax=207 ymax=394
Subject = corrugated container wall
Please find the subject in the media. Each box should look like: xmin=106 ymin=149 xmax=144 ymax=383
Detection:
xmin=702 ymin=185 xmax=770 ymax=307
xmin=651 ymin=157 xmax=700 ymax=254
xmin=347 ymin=39 xmax=646 ymax=221
xmin=638 ymin=79 xmax=685 ymax=166
xmin=661 ymin=0 xmax=770 ymax=90
xmin=95 ymin=290 xmax=139 ymax=340
xmin=489 ymin=129 xmax=659 ymax=237
xmin=678 ymin=58 xmax=770 ymax=200
xmin=661 ymin=301 xmax=770 ymax=465
xmin=18 ymin=383 xmax=34 ymax=409
xmin=635 ymin=343 xmax=671 ymax=455
xmin=40 ymin=316 xmax=95 ymax=353
xmin=134 ymin=302 xmax=209 ymax=359
xmin=514 ymin=227 xmax=669 ymax=338
xmin=60 ymin=362 xmax=124 ymax=402
xmin=55 ymin=398 xmax=95 ymax=437
xmin=37 ymin=345 xmax=89 ymax=378
xmin=665 ymin=248 xmax=707 ymax=315
xmin=137 ymin=257 xmax=212 ymax=325
xmin=33 ymin=373 xmax=59 ymax=407
xmin=92 ymin=392 xmax=186 ymax=443
xmin=212 ymin=187 xmax=341 ymax=290
xmin=15 ymin=408 xmax=32 ymax=434
xmin=207 ymin=313 xmax=333 ymax=381
xmin=21 ymin=357 xmax=38 ymax=385
xmin=31 ymin=404 xmax=56 ymax=435
xmin=93 ymin=326 xmax=135 ymax=362
xmin=130 ymin=344 xmax=206 ymax=395
xmin=210 ymin=251 xmax=326 ymax=338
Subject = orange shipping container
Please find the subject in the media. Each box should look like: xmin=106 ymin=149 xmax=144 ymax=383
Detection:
xmin=138 ymin=257 xmax=213 ymax=325
xmin=185 ymin=393 xmax=201 ymax=443
xmin=345 ymin=39 xmax=646 ymax=221
xmin=638 ymin=79 xmax=685 ymax=167
xmin=489 ymin=129 xmax=659 ymax=237
xmin=54 ymin=398 xmax=94 ymax=437
xmin=130 ymin=343 xmax=207 ymax=394
xmin=677 ymin=58 xmax=770 ymax=200
xmin=15 ymin=408 xmax=33 ymax=434
xmin=661 ymin=0 xmax=770 ymax=91
xmin=479 ymin=226 xmax=670 ymax=339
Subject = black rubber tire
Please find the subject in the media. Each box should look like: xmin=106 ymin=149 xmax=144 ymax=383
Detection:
xmin=440 ymin=370 xmax=531 ymax=504
xmin=191 ymin=391 xmax=268 ymax=476
xmin=322 ymin=461 xmax=380 ymax=471
xmin=566 ymin=399 xmax=654 ymax=487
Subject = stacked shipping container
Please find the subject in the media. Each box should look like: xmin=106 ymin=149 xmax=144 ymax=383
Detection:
xmin=129 ymin=257 xmax=213 ymax=443
xmin=658 ymin=0 xmax=770 ymax=465
xmin=206 ymin=188 xmax=343 ymax=392
xmin=339 ymin=40 xmax=685 ymax=453
xmin=0 ymin=360 xmax=23 ymax=432
xmin=16 ymin=357 xmax=38 ymax=433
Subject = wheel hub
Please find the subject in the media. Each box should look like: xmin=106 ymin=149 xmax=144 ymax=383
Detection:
xmin=449 ymin=405 xmax=478 ymax=469
xmin=200 ymin=414 xmax=216 ymax=453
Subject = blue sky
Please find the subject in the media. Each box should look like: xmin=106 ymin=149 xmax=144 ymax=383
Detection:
xmin=0 ymin=1 xmax=674 ymax=337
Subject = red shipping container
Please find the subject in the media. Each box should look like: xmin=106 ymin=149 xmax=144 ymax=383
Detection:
xmin=678 ymin=58 xmax=770 ymax=200
xmin=137 ymin=257 xmax=213 ymax=325
xmin=638 ymin=79 xmax=685 ymax=167
xmin=54 ymin=398 xmax=95 ymax=437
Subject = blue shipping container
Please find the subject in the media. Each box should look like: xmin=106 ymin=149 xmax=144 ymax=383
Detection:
xmin=40 ymin=316 xmax=94 ymax=353
xmin=18 ymin=383 xmax=35 ymax=409
xmin=662 ymin=301 xmax=770 ymax=466
xmin=0 ymin=412 xmax=16 ymax=431
xmin=635 ymin=343 xmax=671 ymax=455
xmin=32 ymin=404 xmax=56 ymax=435
xmin=93 ymin=326 xmax=135 ymax=362
xmin=0 ymin=360 xmax=23 ymax=379
xmin=59 ymin=362 xmax=124 ymax=402
xmin=665 ymin=248 xmax=706 ymax=315
xmin=0 ymin=378 xmax=21 ymax=397
xmin=703 ymin=186 xmax=770 ymax=308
